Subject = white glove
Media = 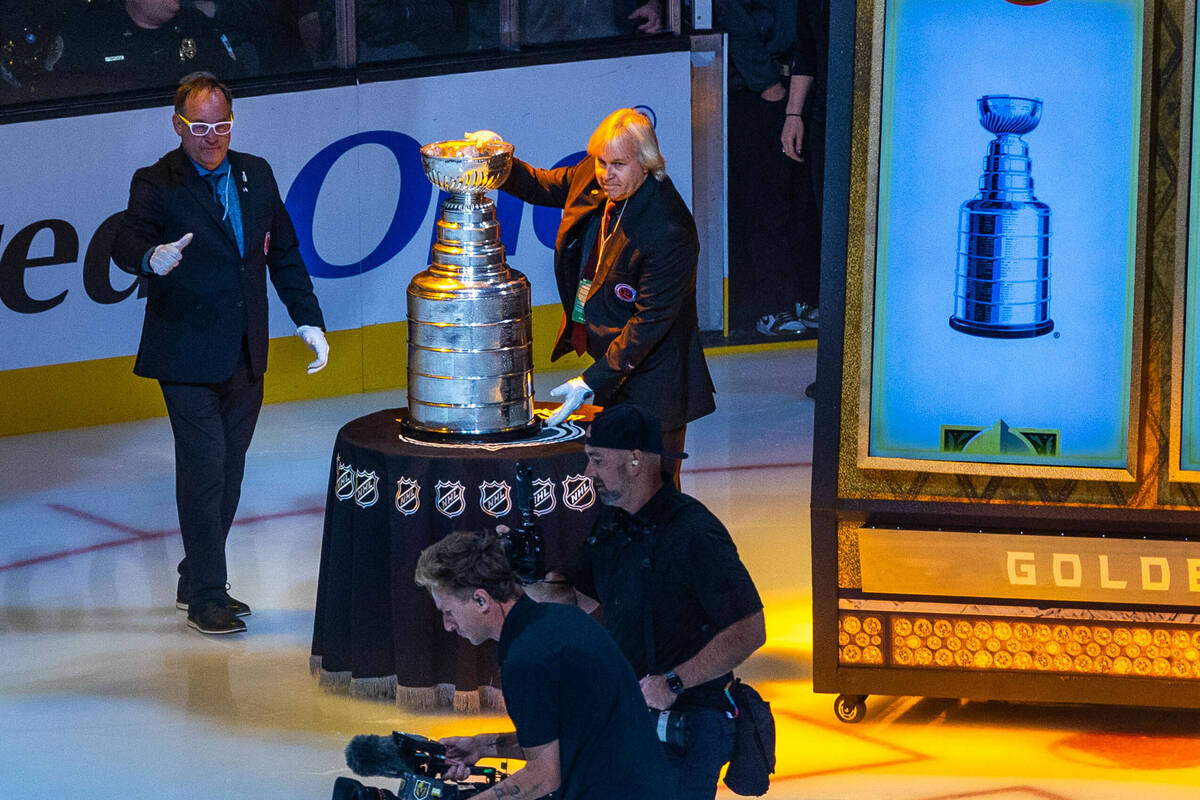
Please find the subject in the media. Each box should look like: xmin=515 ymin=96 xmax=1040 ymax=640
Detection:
xmin=149 ymin=233 xmax=193 ymax=276
xmin=545 ymin=376 xmax=593 ymax=426
xmin=297 ymin=325 xmax=329 ymax=374
xmin=464 ymin=129 xmax=503 ymax=146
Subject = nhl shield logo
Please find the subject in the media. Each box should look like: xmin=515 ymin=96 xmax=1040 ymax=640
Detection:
xmin=436 ymin=480 xmax=467 ymax=518
xmin=480 ymin=480 xmax=513 ymax=518
xmin=562 ymin=474 xmax=595 ymax=511
xmin=354 ymin=470 xmax=379 ymax=508
xmin=394 ymin=477 xmax=420 ymax=516
xmin=334 ymin=455 xmax=355 ymax=501
xmin=532 ymin=478 xmax=556 ymax=516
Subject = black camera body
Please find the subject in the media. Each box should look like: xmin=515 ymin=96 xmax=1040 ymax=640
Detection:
xmin=498 ymin=462 xmax=546 ymax=584
xmin=334 ymin=731 xmax=504 ymax=800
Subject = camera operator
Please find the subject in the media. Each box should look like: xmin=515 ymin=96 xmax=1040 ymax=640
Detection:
xmin=413 ymin=530 xmax=675 ymax=800
xmin=527 ymin=403 xmax=766 ymax=800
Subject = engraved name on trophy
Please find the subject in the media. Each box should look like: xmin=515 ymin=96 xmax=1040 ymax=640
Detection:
xmin=404 ymin=139 xmax=540 ymax=440
xmin=950 ymin=95 xmax=1053 ymax=339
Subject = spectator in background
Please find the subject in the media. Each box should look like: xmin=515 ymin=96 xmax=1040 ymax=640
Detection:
xmin=54 ymin=0 xmax=242 ymax=96
xmin=189 ymin=0 xmax=327 ymax=73
xmin=780 ymin=0 xmax=828 ymax=333
xmin=460 ymin=0 xmax=664 ymax=50
xmin=716 ymin=0 xmax=810 ymax=338
xmin=0 ymin=6 xmax=66 ymax=103
xmin=356 ymin=1 xmax=466 ymax=62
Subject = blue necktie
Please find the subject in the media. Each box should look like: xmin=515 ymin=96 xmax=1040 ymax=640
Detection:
xmin=204 ymin=173 xmax=225 ymax=214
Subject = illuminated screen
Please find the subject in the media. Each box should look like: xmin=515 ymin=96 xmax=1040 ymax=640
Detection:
xmin=1182 ymin=16 xmax=1200 ymax=473
xmin=868 ymin=0 xmax=1142 ymax=468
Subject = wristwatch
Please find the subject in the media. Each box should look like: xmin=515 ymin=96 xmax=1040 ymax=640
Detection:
xmin=665 ymin=669 xmax=685 ymax=695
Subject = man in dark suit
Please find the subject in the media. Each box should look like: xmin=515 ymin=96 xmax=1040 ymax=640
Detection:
xmin=113 ymin=72 xmax=328 ymax=635
xmin=475 ymin=109 xmax=715 ymax=474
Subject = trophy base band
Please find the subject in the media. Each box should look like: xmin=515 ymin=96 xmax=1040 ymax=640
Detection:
xmin=399 ymin=417 xmax=544 ymax=444
xmin=949 ymin=317 xmax=1054 ymax=339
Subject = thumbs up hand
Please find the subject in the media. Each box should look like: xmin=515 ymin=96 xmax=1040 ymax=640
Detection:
xmin=149 ymin=233 xmax=193 ymax=276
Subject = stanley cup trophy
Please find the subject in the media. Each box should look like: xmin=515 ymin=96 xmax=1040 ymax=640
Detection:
xmin=950 ymin=95 xmax=1053 ymax=339
xmin=404 ymin=138 xmax=540 ymax=440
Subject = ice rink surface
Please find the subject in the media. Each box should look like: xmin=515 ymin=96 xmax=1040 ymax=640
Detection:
xmin=3 ymin=342 xmax=1200 ymax=799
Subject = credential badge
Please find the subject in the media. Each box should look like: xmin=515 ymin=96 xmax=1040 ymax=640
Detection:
xmin=480 ymin=480 xmax=512 ymax=518
xmin=394 ymin=477 xmax=420 ymax=516
xmin=435 ymin=480 xmax=467 ymax=518
xmin=334 ymin=454 xmax=355 ymax=501
xmin=532 ymin=478 xmax=556 ymax=516
xmin=562 ymin=474 xmax=595 ymax=511
xmin=354 ymin=470 xmax=379 ymax=508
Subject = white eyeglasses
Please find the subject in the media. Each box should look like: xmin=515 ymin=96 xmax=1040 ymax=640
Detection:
xmin=178 ymin=114 xmax=234 ymax=136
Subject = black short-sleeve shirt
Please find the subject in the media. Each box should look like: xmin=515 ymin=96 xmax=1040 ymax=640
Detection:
xmin=567 ymin=485 xmax=763 ymax=709
xmin=497 ymin=595 xmax=674 ymax=800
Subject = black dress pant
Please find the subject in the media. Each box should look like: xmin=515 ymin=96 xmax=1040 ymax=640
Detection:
xmin=726 ymin=87 xmax=822 ymax=332
xmin=160 ymin=348 xmax=264 ymax=605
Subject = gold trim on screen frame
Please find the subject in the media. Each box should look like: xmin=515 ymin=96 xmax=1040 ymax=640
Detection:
xmin=850 ymin=0 xmax=1151 ymax=484
xmin=1170 ymin=0 xmax=1200 ymax=483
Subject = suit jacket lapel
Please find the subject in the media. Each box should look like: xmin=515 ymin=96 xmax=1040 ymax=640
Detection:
xmin=592 ymin=178 xmax=652 ymax=290
xmin=227 ymin=152 xmax=253 ymax=258
xmin=172 ymin=148 xmax=240 ymax=253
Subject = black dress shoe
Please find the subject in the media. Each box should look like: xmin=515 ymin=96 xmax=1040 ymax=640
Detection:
xmin=186 ymin=600 xmax=247 ymax=635
xmin=176 ymin=593 xmax=252 ymax=617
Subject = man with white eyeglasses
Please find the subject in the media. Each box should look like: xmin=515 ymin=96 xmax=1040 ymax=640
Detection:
xmin=112 ymin=72 xmax=329 ymax=635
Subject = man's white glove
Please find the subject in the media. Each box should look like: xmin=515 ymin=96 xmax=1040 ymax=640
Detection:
xmin=464 ymin=129 xmax=503 ymax=146
xmin=297 ymin=325 xmax=329 ymax=374
xmin=545 ymin=376 xmax=593 ymax=426
xmin=149 ymin=233 xmax=193 ymax=276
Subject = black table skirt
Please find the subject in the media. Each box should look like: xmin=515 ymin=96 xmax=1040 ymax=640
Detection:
xmin=310 ymin=407 xmax=598 ymax=710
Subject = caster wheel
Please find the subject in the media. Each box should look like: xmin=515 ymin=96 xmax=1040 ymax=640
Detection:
xmin=834 ymin=694 xmax=867 ymax=723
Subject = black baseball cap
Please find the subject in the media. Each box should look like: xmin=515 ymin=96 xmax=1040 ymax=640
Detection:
xmin=585 ymin=404 xmax=688 ymax=459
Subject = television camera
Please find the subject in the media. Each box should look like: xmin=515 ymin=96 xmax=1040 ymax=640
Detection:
xmin=497 ymin=462 xmax=545 ymax=584
xmin=332 ymin=731 xmax=507 ymax=800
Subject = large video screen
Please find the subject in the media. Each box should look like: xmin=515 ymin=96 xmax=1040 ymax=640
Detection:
xmin=866 ymin=0 xmax=1144 ymax=472
xmin=1181 ymin=10 xmax=1200 ymax=477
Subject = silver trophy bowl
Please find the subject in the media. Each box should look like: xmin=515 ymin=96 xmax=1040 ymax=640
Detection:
xmin=420 ymin=139 xmax=515 ymax=197
xmin=977 ymin=95 xmax=1042 ymax=136
xmin=405 ymin=138 xmax=539 ymax=440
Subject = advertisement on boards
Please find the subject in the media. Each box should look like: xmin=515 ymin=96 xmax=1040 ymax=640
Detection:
xmin=867 ymin=0 xmax=1143 ymax=471
xmin=0 ymin=51 xmax=693 ymax=373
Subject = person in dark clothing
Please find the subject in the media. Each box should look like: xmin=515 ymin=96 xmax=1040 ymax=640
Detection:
xmin=54 ymin=0 xmax=242 ymax=96
xmin=717 ymin=0 xmax=827 ymax=338
xmin=414 ymin=530 xmax=674 ymax=800
xmin=112 ymin=73 xmax=328 ymax=634
xmin=781 ymin=0 xmax=829 ymax=331
xmin=470 ymin=109 xmax=715 ymax=481
xmin=530 ymin=403 xmax=766 ymax=800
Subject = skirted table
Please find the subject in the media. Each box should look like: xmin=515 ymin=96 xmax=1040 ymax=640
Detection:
xmin=310 ymin=407 xmax=599 ymax=711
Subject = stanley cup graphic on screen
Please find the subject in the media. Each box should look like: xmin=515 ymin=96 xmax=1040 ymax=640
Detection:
xmin=950 ymin=95 xmax=1053 ymax=339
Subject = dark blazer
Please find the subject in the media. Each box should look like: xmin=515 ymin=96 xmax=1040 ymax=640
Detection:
xmin=113 ymin=147 xmax=324 ymax=384
xmin=501 ymin=156 xmax=715 ymax=429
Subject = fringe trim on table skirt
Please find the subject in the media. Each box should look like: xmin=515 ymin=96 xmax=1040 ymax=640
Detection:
xmin=349 ymin=674 xmax=399 ymax=699
xmin=309 ymin=655 xmax=352 ymax=689
xmin=479 ymin=684 xmax=506 ymax=712
xmin=394 ymin=684 xmax=445 ymax=710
